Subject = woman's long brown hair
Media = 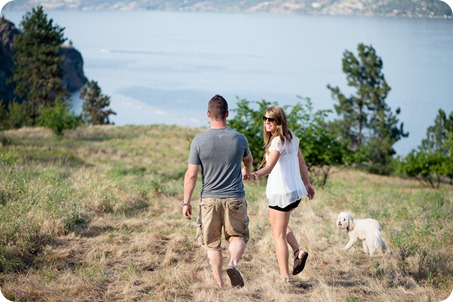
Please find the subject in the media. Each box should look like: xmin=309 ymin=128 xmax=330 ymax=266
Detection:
xmin=259 ymin=106 xmax=292 ymax=168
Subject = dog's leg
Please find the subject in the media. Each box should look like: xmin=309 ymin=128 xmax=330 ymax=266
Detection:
xmin=366 ymin=237 xmax=376 ymax=256
xmin=343 ymin=238 xmax=357 ymax=252
xmin=362 ymin=240 xmax=369 ymax=254
xmin=378 ymin=236 xmax=388 ymax=254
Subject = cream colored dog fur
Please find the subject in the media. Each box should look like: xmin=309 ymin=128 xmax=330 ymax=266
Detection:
xmin=337 ymin=212 xmax=388 ymax=256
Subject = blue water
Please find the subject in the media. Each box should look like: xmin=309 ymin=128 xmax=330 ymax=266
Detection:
xmin=4 ymin=10 xmax=453 ymax=155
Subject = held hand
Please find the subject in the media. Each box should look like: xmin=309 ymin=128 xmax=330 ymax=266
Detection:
xmin=306 ymin=184 xmax=315 ymax=200
xmin=241 ymin=168 xmax=248 ymax=180
xmin=242 ymin=171 xmax=253 ymax=181
xmin=182 ymin=204 xmax=192 ymax=220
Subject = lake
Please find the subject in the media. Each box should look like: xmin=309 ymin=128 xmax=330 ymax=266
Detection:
xmin=4 ymin=10 xmax=453 ymax=155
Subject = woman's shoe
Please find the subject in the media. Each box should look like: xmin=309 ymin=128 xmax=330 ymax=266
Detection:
xmin=292 ymin=249 xmax=309 ymax=275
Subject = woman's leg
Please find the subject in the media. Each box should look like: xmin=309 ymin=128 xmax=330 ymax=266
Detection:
xmin=286 ymin=210 xmax=308 ymax=275
xmin=268 ymin=208 xmax=292 ymax=277
xmin=286 ymin=226 xmax=300 ymax=255
xmin=287 ymin=208 xmax=307 ymax=257
xmin=287 ymin=225 xmax=307 ymax=269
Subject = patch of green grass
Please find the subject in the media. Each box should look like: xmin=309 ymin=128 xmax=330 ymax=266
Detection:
xmin=0 ymin=125 xmax=202 ymax=272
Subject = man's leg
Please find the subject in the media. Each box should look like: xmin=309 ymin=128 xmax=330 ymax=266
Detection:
xmin=200 ymin=198 xmax=223 ymax=288
xmin=226 ymin=237 xmax=246 ymax=287
xmin=207 ymin=249 xmax=223 ymax=288
xmin=224 ymin=197 xmax=248 ymax=287
xmin=227 ymin=236 xmax=246 ymax=268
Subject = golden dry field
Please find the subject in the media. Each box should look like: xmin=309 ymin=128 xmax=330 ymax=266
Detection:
xmin=0 ymin=125 xmax=452 ymax=302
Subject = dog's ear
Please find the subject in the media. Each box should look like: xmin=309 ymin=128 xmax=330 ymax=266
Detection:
xmin=347 ymin=214 xmax=355 ymax=231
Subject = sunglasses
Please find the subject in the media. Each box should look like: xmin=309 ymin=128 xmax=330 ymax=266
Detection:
xmin=262 ymin=116 xmax=275 ymax=122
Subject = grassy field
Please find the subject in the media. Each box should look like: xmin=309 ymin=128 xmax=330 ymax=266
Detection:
xmin=0 ymin=125 xmax=452 ymax=302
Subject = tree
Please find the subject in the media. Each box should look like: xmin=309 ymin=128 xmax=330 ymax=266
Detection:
xmin=285 ymin=97 xmax=346 ymax=186
xmin=80 ymin=80 xmax=116 ymax=125
xmin=445 ymin=132 xmax=453 ymax=184
xmin=227 ymin=98 xmax=273 ymax=168
xmin=421 ymin=109 xmax=453 ymax=154
xmin=399 ymin=109 xmax=453 ymax=187
xmin=328 ymin=43 xmax=408 ymax=174
xmin=10 ymin=6 xmax=69 ymax=120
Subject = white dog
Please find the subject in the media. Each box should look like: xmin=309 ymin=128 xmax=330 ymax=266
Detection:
xmin=337 ymin=212 xmax=388 ymax=256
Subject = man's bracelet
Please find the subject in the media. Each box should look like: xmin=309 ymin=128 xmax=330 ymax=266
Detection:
xmin=182 ymin=201 xmax=190 ymax=206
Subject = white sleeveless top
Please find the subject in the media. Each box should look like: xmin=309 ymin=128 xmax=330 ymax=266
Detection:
xmin=265 ymin=133 xmax=308 ymax=208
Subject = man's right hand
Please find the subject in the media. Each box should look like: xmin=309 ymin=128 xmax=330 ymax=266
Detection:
xmin=182 ymin=204 xmax=192 ymax=220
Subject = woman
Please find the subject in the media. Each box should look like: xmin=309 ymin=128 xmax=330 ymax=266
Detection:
xmin=248 ymin=106 xmax=315 ymax=283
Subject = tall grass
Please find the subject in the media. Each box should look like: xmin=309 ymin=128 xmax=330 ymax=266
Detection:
xmin=318 ymin=170 xmax=453 ymax=288
xmin=0 ymin=125 xmax=451 ymax=302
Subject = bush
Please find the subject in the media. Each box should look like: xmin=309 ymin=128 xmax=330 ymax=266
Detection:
xmin=228 ymin=97 xmax=344 ymax=186
xmin=36 ymin=103 xmax=82 ymax=135
xmin=2 ymin=101 xmax=33 ymax=129
xmin=0 ymin=101 xmax=7 ymax=130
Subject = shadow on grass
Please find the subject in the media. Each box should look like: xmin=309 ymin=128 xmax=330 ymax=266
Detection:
xmin=79 ymin=225 xmax=117 ymax=238
xmin=292 ymin=279 xmax=316 ymax=290
xmin=328 ymin=280 xmax=368 ymax=288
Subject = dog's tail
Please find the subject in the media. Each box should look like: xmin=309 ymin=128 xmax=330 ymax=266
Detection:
xmin=375 ymin=231 xmax=389 ymax=254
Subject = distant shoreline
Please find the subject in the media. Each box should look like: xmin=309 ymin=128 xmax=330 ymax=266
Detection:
xmin=4 ymin=0 xmax=453 ymax=20
xmin=4 ymin=9 xmax=453 ymax=20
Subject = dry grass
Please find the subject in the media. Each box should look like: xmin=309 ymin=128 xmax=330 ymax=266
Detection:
xmin=0 ymin=126 xmax=452 ymax=302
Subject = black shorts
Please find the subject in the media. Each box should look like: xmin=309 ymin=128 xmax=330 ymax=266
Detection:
xmin=269 ymin=199 xmax=301 ymax=212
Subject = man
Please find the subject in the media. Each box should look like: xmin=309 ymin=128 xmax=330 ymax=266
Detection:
xmin=182 ymin=95 xmax=253 ymax=289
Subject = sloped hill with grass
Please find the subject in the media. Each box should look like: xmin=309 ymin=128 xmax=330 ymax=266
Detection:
xmin=0 ymin=125 xmax=452 ymax=301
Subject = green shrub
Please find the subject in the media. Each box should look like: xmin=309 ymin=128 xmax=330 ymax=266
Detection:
xmin=3 ymin=101 xmax=33 ymax=129
xmin=228 ymin=97 xmax=344 ymax=186
xmin=36 ymin=103 xmax=82 ymax=135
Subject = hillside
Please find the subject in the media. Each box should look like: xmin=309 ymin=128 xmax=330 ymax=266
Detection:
xmin=0 ymin=125 xmax=452 ymax=301
xmin=5 ymin=0 xmax=453 ymax=18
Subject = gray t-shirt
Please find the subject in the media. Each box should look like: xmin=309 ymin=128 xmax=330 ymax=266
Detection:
xmin=188 ymin=127 xmax=251 ymax=198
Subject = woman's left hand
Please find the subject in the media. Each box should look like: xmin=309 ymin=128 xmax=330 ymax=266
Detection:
xmin=306 ymin=184 xmax=315 ymax=200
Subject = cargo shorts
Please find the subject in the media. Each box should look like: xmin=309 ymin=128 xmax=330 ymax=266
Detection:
xmin=196 ymin=197 xmax=250 ymax=251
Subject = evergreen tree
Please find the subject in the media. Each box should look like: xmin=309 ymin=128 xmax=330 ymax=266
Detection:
xmin=328 ymin=43 xmax=408 ymax=173
xmin=420 ymin=109 xmax=453 ymax=184
xmin=10 ymin=6 xmax=69 ymax=121
xmin=80 ymin=80 xmax=116 ymax=125
xmin=421 ymin=109 xmax=453 ymax=154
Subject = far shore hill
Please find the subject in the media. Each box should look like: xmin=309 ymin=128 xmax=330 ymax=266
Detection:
xmin=5 ymin=0 xmax=453 ymax=19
